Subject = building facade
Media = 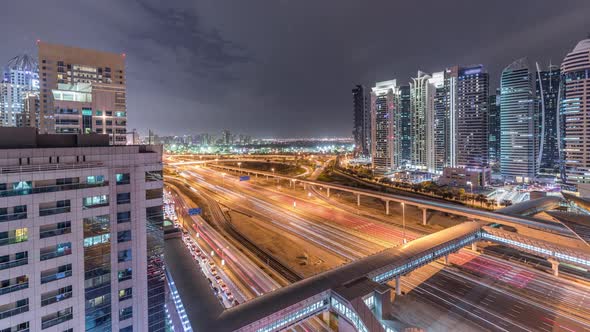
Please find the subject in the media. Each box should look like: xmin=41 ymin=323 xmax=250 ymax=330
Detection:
xmin=535 ymin=63 xmax=561 ymax=176
xmin=430 ymin=71 xmax=448 ymax=173
xmin=488 ymin=91 xmax=501 ymax=169
xmin=429 ymin=67 xmax=459 ymax=173
xmin=500 ymin=58 xmax=539 ymax=182
xmin=0 ymin=55 xmax=39 ymax=128
xmin=38 ymin=42 xmax=127 ymax=144
xmin=438 ymin=166 xmax=491 ymax=189
xmin=0 ymin=128 xmax=165 ymax=332
xmin=410 ymin=72 xmax=435 ymax=172
xmin=370 ymin=80 xmax=397 ymax=175
xmin=398 ymin=85 xmax=412 ymax=165
xmin=561 ymin=38 xmax=590 ymax=192
xmin=456 ymin=65 xmax=489 ymax=168
xmin=352 ymin=85 xmax=371 ymax=157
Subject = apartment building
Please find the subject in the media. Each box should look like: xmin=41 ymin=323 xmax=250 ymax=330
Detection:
xmin=38 ymin=41 xmax=127 ymax=144
xmin=0 ymin=127 xmax=165 ymax=332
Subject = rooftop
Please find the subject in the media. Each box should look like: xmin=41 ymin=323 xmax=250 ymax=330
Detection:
xmin=0 ymin=127 xmax=110 ymax=149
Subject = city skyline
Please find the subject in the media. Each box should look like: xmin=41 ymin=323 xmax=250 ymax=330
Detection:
xmin=1 ymin=0 xmax=589 ymax=137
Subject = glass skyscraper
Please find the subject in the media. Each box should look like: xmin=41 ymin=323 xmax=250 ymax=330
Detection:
xmin=399 ymin=85 xmax=412 ymax=165
xmin=488 ymin=90 xmax=501 ymax=169
xmin=370 ymin=80 xmax=397 ymax=174
xmin=500 ymin=58 xmax=539 ymax=181
xmin=561 ymin=38 xmax=590 ymax=193
xmin=352 ymin=85 xmax=371 ymax=157
xmin=456 ymin=65 xmax=489 ymax=168
xmin=535 ymin=63 xmax=561 ymax=175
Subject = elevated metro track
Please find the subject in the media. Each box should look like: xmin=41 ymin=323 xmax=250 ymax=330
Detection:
xmin=191 ymin=162 xmax=572 ymax=236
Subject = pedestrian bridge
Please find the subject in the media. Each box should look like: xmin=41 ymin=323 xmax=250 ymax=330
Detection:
xmin=167 ymin=222 xmax=481 ymax=332
xmin=167 ymin=219 xmax=590 ymax=332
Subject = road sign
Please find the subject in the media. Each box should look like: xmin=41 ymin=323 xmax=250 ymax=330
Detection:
xmin=188 ymin=208 xmax=202 ymax=215
xmin=239 ymin=175 xmax=250 ymax=181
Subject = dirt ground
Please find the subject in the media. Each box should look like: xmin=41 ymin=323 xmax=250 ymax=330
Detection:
xmin=229 ymin=211 xmax=346 ymax=277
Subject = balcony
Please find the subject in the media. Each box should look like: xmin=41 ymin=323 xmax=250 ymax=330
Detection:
xmin=83 ymin=195 xmax=109 ymax=210
xmin=0 ymin=181 xmax=108 ymax=198
xmin=0 ymin=299 xmax=29 ymax=320
xmin=41 ymin=308 xmax=73 ymax=329
xmin=0 ymin=162 xmax=103 ymax=175
xmin=0 ymin=253 xmax=27 ymax=271
xmin=39 ymin=222 xmax=71 ymax=239
xmin=41 ymin=265 xmax=72 ymax=284
xmin=41 ymin=270 xmax=72 ymax=284
xmin=0 ymin=212 xmax=27 ymax=222
xmin=39 ymin=206 xmax=71 ymax=217
xmin=0 ymin=281 xmax=28 ymax=296
xmin=41 ymin=287 xmax=73 ymax=307
xmin=40 ymin=243 xmax=72 ymax=261
xmin=0 ymin=229 xmax=28 ymax=247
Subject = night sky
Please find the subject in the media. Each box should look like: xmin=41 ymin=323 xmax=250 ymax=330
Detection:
xmin=2 ymin=0 xmax=589 ymax=137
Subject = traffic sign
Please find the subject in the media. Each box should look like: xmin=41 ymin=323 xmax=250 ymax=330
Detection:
xmin=239 ymin=175 xmax=250 ymax=181
xmin=188 ymin=208 xmax=202 ymax=215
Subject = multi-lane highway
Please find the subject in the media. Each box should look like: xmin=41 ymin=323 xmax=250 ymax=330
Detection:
xmin=166 ymin=162 xmax=590 ymax=331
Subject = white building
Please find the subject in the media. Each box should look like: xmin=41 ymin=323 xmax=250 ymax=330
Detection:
xmin=0 ymin=127 xmax=165 ymax=332
xmin=410 ymin=71 xmax=435 ymax=173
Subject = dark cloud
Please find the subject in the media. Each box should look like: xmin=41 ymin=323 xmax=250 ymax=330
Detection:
xmin=1 ymin=0 xmax=589 ymax=137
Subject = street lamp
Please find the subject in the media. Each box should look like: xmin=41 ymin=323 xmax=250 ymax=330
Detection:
xmin=221 ymin=172 xmax=226 ymax=184
xmin=466 ymin=181 xmax=473 ymax=204
xmin=401 ymin=202 xmax=406 ymax=244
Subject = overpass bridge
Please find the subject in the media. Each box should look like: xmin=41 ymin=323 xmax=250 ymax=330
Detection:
xmin=192 ymin=162 xmax=571 ymax=235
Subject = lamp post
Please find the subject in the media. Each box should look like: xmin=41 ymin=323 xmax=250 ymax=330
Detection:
xmin=237 ymin=162 xmax=242 ymax=172
xmin=466 ymin=181 xmax=473 ymax=204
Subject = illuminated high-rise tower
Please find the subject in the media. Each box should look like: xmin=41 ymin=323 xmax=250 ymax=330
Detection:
xmin=410 ymin=71 xmax=435 ymax=172
xmin=535 ymin=63 xmax=560 ymax=176
xmin=370 ymin=80 xmax=397 ymax=174
xmin=500 ymin=58 xmax=539 ymax=182
xmin=352 ymin=85 xmax=371 ymax=157
xmin=0 ymin=54 xmax=39 ymax=127
xmin=561 ymin=38 xmax=590 ymax=193
xmin=456 ymin=65 xmax=489 ymax=168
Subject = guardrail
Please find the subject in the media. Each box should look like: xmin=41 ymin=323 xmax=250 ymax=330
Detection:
xmin=0 ymin=162 xmax=104 ymax=174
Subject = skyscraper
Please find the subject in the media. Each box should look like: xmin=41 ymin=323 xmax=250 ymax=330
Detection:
xmin=0 ymin=127 xmax=164 ymax=332
xmin=500 ymin=58 xmax=539 ymax=181
xmin=535 ymin=63 xmax=560 ymax=175
xmin=398 ymin=85 xmax=412 ymax=165
xmin=38 ymin=41 xmax=127 ymax=144
xmin=456 ymin=65 xmax=489 ymax=168
xmin=410 ymin=71 xmax=435 ymax=172
xmin=561 ymin=38 xmax=590 ymax=192
xmin=0 ymin=54 xmax=39 ymax=127
xmin=429 ymin=67 xmax=459 ymax=172
xmin=488 ymin=90 xmax=501 ymax=169
xmin=371 ymin=80 xmax=397 ymax=174
xmin=430 ymin=71 xmax=448 ymax=172
xmin=352 ymin=85 xmax=371 ymax=157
